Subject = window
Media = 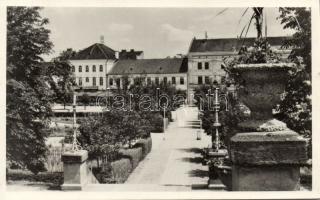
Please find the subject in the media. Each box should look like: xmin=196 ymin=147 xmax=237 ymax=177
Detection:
xmin=92 ymin=77 xmax=96 ymax=86
xmin=198 ymin=62 xmax=202 ymax=70
xmin=198 ymin=76 xmax=203 ymax=84
xmin=100 ymin=77 xmax=103 ymax=86
xmin=86 ymin=65 xmax=89 ymax=72
xmin=99 ymin=65 xmax=103 ymax=72
xmin=93 ymin=65 xmax=96 ymax=72
xmin=163 ymin=77 xmax=167 ymax=84
xmin=180 ymin=77 xmax=184 ymax=85
xmin=172 ymin=77 xmax=176 ymax=85
xmin=205 ymin=76 xmax=210 ymax=84
xmin=205 ymin=62 xmax=209 ymax=69
xmin=79 ymin=65 xmax=82 ymax=72
xmin=109 ymin=78 xmax=113 ymax=86
xmin=116 ymin=78 xmax=121 ymax=87
xmin=155 ymin=77 xmax=159 ymax=85
xmin=71 ymin=66 xmax=75 ymax=72
xmin=147 ymin=77 xmax=151 ymax=85
xmin=78 ymin=77 xmax=82 ymax=86
xmin=86 ymin=77 xmax=89 ymax=82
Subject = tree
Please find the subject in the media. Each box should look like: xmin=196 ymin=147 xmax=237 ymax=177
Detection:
xmin=56 ymin=48 xmax=77 ymax=62
xmin=78 ymin=109 xmax=152 ymax=166
xmin=277 ymin=8 xmax=311 ymax=144
xmin=81 ymin=93 xmax=91 ymax=110
xmin=7 ymin=7 xmax=53 ymax=174
xmin=50 ymin=48 xmax=77 ymax=108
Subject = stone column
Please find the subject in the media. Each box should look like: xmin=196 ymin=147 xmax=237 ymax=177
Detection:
xmin=61 ymin=150 xmax=89 ymax=191
xmin=229 ymin=63 xmax=308 ymax=191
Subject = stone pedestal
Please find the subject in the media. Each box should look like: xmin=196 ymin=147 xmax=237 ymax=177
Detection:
xmin=230 ymin=130 xmax=307 ymax=191
xmin=61 ymin=150 xmax=88 ymax=191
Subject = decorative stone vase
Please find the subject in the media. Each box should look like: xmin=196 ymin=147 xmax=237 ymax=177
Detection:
xmin=230 ymin=63 xmax=296 ymax=132
xmin=229 ymin=63 xmax=308 ymax=191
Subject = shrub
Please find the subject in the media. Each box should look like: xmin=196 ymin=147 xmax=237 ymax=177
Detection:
xmin=110 ymin=158 xmax=132 ymax=183
xmin=133 ymin=137 xmax=152 ymax=159
xmin=93 ymin=158 xmax=133 ymax=184
xmin=119 ymin=147 xmax=143 ymax=169
xmin=7 ymin=170 xmax=63 ymax=186
xmin=148 ymin=113 xmax=164 ymax=132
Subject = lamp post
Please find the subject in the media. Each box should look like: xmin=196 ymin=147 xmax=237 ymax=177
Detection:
xmin=71 ymin=93 xmax=81 ymax=152
xmin=213 ymin=88 xmax=221 ymax=151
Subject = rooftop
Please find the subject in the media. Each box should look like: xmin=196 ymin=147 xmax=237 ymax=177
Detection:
xmin=189 ymin=36 xmax=288 ymax=53
xmin=109 ymin=58 xmax=188 ymax=75
xmin=71 ymin=43 xmax=116 ymax=60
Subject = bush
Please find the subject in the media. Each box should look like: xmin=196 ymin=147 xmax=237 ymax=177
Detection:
xmin=119 ymin=147 xmax=143 ymax=169
xmin=133 ymin=137 xmax=152 ymax=159
xmin=93 ymin=158 xmax=133 ymax=184
xmin=7 ymin=170 xmax=63 ymax=186
xmin=148 ymin=113 xmax=164 ymax=132
xmin=110 ymin=158 xmax=132 ymax=183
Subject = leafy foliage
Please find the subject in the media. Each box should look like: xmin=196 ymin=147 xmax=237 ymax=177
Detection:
xmin=276 ymin=8 xmax=311 ymax=149
xmin=77 ymin=110 xmax=152 ymax=166
xmin=7 ymin=7 xmax=75 ymax=174
xmin=7 ymin=7 xmax=53 ymax=174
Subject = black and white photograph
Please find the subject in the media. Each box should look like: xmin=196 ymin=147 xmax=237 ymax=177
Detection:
xmin=2 ymin=0 xmax=320 ymax=199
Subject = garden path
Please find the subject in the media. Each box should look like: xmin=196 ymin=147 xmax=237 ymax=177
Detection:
xmin=85 ymin=106 xmax=212 ymax=191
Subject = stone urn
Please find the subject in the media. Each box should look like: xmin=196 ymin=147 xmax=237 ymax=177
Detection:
xmin=229 ymin=63 xmax=308 ymax=191
xmin=231 ymin=63 xmax=296 ymax=132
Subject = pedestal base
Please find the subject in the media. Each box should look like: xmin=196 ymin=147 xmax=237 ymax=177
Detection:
xmin=230 ymin=130 xmax=307 ymax=191
xmin=232 ymin=165 xmax=300 ymax=191
xmin=61 ymin=150 xmax=88 ymax=191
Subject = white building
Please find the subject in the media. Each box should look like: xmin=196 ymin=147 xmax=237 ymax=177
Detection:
xmin=68 ymin=37 xmax=291 ymax=101
xmin=69 ymin=43 xmax=116 ymax=91
xmin=186 ymin=36 xmax=291 ymax=101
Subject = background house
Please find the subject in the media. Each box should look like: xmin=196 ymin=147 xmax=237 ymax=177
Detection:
xmin=108 ymin=58 xmax=188 ymax=91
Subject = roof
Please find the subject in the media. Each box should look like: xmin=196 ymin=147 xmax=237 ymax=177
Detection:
xmin=189 ymin=36 xmax=288 ymax=53
xmin=119 ymin=50 xmax=143 ymax=60
xmin=109 ymin=58 xmax=188 ymax=75
xmin=71 ymin=43 xmax=116 ymax=60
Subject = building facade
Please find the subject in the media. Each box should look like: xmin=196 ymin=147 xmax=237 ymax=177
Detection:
xmin=69 ymin=43 xmax=116 ymax=91
xmin=108 ymin=58 xmax=188 ymax=91
xmin=69 ymin=36 xmax=290 ymax=101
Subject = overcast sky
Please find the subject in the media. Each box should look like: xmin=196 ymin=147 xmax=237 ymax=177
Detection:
xmin=41 ymin=7 xmax=294 ymax=61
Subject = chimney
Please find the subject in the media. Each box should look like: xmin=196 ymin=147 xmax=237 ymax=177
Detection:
xmin=100 ymin=35 xmax=104 ymax=44
xmin=115 ymin=51 xmax=119 ymax=59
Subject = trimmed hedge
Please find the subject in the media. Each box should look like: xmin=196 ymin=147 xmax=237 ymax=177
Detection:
xmin=119 ymin=147 xmax=143 ymax=170
xmin=7 ymin=170 xmax=63 ymax=186
xmin=133 ymin=137 xmax=152 ymax=159
xmin=110 ymin=158 xmax=132 ymax=183
xmin=149 ymin=113 xmax=164 ymax=132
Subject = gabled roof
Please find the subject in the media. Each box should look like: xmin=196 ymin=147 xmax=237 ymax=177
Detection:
xmin=189 ymin=36 xmax=288 ymax=53
xmin=109 ymin=58 xmax=188 ymax=75
xmin=71 ymin=43 xmax=116 ymax=60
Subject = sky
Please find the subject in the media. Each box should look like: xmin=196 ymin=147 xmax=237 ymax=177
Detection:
xmin=41 ymin=7 xmax=294 ymax=61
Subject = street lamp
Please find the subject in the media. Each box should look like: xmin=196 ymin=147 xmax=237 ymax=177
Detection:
xmin=213 ymin=87 xmax=221 ymax=151
xmin=71 ymin=93 xmax=81 ymax=152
